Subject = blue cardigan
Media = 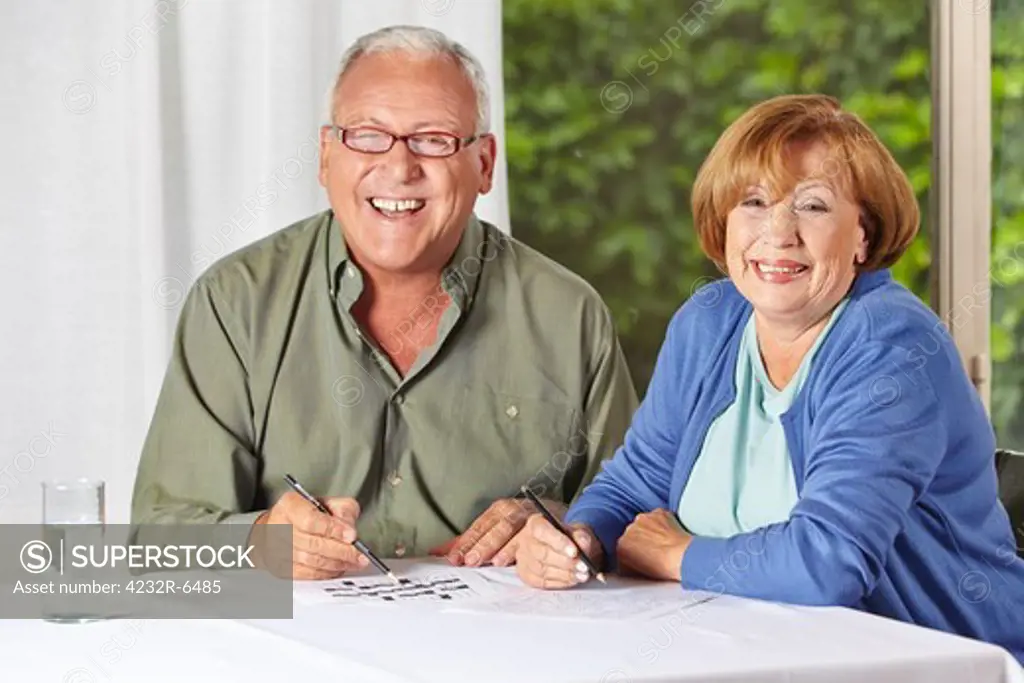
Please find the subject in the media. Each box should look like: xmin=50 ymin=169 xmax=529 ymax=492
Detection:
xmin=565 ymin=269 xmax=1024 ymax=662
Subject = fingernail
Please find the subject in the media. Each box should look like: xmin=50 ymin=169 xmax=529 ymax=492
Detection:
xmin=465 ymin=551 xmax=481 ymax=566
xmin=448 ymin=552 xmax=463 ymax=566
xmin=575 ymin=571 xmax=589 ymax=583
xmin=576 ymin=561 xmax=587 ymax=573
xmin=493 ymin=555 xmax=507 ymax=567
xmin=564 ymin=545 xmax=577 ymax=558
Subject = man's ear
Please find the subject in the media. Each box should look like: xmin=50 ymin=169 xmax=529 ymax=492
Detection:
xmin=318 ymin=125 xmax=332 ymax=187
xmin=477 ymin=134 xmax=497 ymax=195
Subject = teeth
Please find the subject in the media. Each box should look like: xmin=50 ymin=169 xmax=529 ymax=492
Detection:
xmin=758 ymin=263 xmax=806 ymax=274
xmin=370 ymin=198 xmax=425 ymax=213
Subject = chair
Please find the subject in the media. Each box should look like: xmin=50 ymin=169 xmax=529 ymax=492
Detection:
xmin=995 ymin=448 xmax=1024 ymax=557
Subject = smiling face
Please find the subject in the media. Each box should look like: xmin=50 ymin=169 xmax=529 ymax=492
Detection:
xmin=724 ymin=140 xmax=868 ymax=329
xmin=693 ymin=95 xmax=921 ymax=333
xmin=318 ymin=51 xmax=496 ymax=275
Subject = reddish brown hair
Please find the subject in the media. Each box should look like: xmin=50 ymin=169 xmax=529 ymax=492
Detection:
xmin=691 ymin=94 xmax=920 ymax=271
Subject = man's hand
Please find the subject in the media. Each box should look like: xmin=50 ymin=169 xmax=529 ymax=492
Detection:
xmin=616 ymin=509 xmax=691 ymax=582
xmin=515 ymin=515 xmax=603 ymax=589
xmin=251 ymin=491 xmax=369 ymax=580
xmin=428 ymin=497 xmax=567 ymax=568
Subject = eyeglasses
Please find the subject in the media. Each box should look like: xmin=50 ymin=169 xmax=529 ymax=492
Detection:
xmin=324 ymin=125 xmax=482 ymax=158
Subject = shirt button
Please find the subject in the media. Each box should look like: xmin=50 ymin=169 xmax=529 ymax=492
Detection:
xmin=505 ymin=404 xmax=519 ymax=419
xmin=388 ymin=471 xmax=403 ymax=487
xmin=392 ymin=394 xmax=404 ymax=406
xmin=394 ymin=544 xmax=406 ymax=557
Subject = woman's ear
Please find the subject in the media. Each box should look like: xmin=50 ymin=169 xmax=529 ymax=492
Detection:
xmin=855 ymin=212 xmax=870 ymax=265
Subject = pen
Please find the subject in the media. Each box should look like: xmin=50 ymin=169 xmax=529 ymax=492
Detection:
xmin=520 ymin=485 xmax=606 ymax=584
xmin=283 ymin=473 xmax=399 ymax=585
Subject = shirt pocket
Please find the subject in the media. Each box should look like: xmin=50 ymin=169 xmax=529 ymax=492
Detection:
xmin=446 ymin=382 xmax=578 ymax=511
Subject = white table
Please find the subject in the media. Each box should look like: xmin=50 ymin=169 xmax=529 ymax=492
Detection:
xmin=1 ymin=559 xmax=1020 ymax=682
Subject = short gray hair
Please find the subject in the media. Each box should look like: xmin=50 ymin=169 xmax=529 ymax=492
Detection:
xmin=325 ymin=25 xmax=490 ymax=134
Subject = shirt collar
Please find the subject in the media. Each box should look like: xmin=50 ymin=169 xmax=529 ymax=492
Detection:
xmin=326 ymin=211 xmax=487 ymax=312
xmin=850 ymin=268 xmax=893 ymax=299
xmin=326 ymin=210 xmax=349 ymax=292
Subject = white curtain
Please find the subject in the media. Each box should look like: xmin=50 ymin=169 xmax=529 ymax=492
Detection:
xmin=0 ymin=0 xmax=507 ymax=524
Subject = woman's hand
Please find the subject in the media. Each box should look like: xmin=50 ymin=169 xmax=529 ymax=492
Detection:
xmin=617 ymin=509 xmax=692 ymax=582
xmin=515 ymin=514 xmax=604 ymax=589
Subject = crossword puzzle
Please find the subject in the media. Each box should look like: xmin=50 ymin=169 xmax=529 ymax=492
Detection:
xmin=321 ymin=575 xmax=474 ymax=603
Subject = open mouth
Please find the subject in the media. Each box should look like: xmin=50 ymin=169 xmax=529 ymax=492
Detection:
xmin=368 ymin=197 xmax=426 ymax=219
xmin=751 ymin=260 xmax=810 ymax=282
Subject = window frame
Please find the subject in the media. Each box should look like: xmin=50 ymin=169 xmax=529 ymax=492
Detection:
xmin=931 ymin=0 xmax=993 ymax=411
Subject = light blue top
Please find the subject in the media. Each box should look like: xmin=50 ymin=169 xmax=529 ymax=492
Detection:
xmin=677 ymin=299 xmax=849 ymax=537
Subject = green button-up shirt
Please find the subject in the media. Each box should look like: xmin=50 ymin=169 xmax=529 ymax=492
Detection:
xmin=131 ymin=210 xmax=638 ymax=557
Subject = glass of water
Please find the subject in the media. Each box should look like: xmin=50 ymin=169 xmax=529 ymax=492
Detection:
xmin=43 ymin=479 xmax=105 ymax=526
xmin=41 ymin=479 xmax=107 ymax=623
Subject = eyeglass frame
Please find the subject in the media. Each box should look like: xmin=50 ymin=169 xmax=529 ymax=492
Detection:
xmin=322 ymin=124 xmax=485 ymax=159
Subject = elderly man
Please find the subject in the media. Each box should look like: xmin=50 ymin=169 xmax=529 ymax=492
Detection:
xmin=130 ymin=25 xmax=638 ymax=579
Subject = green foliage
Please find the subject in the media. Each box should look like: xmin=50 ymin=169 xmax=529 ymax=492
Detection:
xmin=503 ymin=0 xmax=1024 ymax=448
xmin=991 ymin=0 xmax=1024 ymax=448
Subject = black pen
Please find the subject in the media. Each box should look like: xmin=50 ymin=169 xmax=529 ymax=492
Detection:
xmin=283 ymin=474 xmax=399 ymax=585
xmin=520 ymin=485 xmax=606 ymax=583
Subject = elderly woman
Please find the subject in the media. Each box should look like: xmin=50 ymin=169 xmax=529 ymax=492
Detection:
xmin=515 ymin=94 xmax=1024 ymax=662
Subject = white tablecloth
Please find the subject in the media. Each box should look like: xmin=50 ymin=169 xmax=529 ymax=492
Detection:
xmin=1 ymin=559 xmax=1020 ymax=682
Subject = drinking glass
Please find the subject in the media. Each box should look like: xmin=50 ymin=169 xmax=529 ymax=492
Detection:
xmin=41 ymin=479 xmax=107 ymax=623
xmin=43 ymin=479 xmax=105 ymax=526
